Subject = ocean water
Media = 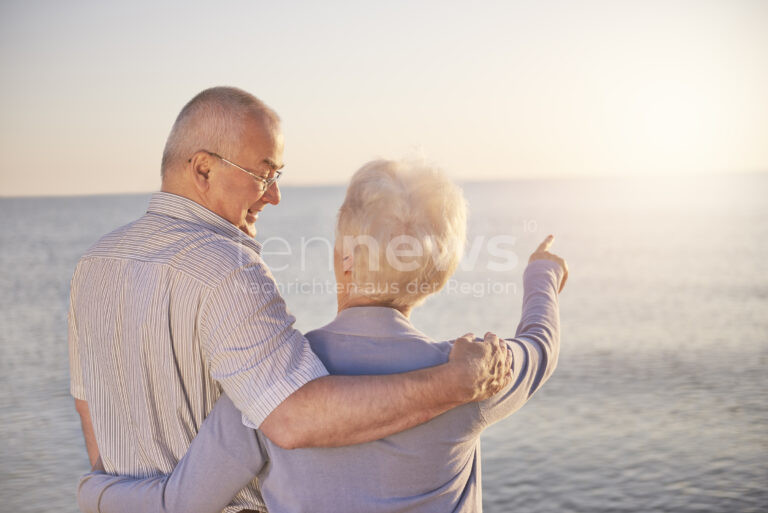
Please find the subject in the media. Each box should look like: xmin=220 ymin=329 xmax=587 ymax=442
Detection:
xmin=0 ymin=173 xmax=766 ymax=512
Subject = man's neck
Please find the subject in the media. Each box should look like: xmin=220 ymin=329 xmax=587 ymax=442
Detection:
xmin=161 ymin=180 xmax=204 ymax=205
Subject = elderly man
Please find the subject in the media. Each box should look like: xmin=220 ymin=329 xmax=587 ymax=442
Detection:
xmin=69 ymin=87 xmax=511 ymax=513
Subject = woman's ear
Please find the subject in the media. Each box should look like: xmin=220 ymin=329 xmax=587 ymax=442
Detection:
xmin=342 ymin=252 xmax=354 ymax=273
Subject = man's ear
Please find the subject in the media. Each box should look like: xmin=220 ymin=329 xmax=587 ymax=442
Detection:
xmin=188 ymin=152 xmax=212 ymax=193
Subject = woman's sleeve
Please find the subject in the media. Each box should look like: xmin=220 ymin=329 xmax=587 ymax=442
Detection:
xmin=78 ymin=394 xmax=267 ymax=513
xmin=478 ymin=259 xmax=563 ymax=426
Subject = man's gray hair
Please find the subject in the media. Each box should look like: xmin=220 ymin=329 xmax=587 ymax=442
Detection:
xmin=161 ymin=86 xmax=280 ymax=178
xmin=337 ymin=159 xmax=468 ymax=308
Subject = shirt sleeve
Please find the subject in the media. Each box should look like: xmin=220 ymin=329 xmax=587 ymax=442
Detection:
xmin=478 ymin=259 xmax=563 ymax=426
xmin=199 ymin=257 xmax=329 ymax=429
xmin=68 ymin=270 xmax=86 ymax=400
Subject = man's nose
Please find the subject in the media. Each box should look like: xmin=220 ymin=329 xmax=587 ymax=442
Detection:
xmin=263 ymin=181 xmax=281 ymax=205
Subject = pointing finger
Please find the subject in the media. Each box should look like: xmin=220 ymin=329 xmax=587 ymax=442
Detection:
xmin=536 ymin=234 xmax=554 ymax=253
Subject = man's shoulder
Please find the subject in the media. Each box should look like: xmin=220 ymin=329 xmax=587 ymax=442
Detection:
xmin=82 ymin=217 xmax=140 ymax=252
xmin=76 ymin=213 xmax=266 ymax=287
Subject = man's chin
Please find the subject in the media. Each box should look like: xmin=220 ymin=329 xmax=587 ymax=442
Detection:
xmin=239 ymin=222 xmax=257 ymax=238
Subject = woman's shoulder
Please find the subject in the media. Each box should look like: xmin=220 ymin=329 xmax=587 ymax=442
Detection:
xmin=304 ymin=326 xmax=452 ymax=376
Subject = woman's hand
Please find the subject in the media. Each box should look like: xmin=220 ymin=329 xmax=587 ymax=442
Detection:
xmin=529 ymin=235 xmax=569 ymax=293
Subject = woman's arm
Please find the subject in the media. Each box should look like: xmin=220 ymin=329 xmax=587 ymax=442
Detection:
xmin=78 ymin=394 xmax=264 ymax=513
xmin=479 ymin=235 xmax=568 ymax=425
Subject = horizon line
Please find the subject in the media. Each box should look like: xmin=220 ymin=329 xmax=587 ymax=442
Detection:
xmin=1 ymin=168 xmax=766 ymax=199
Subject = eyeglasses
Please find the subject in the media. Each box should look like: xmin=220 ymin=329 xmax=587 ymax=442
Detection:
xmin=197 ymin=150 xmax=282 ymax=191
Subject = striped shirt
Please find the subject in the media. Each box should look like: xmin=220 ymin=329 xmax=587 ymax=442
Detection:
xmin=68 ymin=192 xmax=328 ymax=513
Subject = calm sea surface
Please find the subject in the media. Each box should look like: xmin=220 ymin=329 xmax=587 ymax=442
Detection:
xmin=1 ymin=174 xmax=766 ymax=512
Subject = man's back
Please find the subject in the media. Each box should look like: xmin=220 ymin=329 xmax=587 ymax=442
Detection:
xmin=69 ymin=192 xmax=328 ymax=512
xmin=71 ymin=210 xmax=224 ymax=475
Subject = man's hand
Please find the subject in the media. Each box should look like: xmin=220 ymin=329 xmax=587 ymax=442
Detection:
xmin=447 ymin=332 xmax=513 ymax=402
xmin=529 ymin=234 xmax=569 ymax=293
xmin=74 ymin=399 xmax=101 ymax=467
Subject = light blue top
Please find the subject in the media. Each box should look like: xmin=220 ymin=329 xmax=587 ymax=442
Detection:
xmin=78 ymin=259 xmax=563 ymax=513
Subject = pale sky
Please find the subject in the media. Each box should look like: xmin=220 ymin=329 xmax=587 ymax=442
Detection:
xmin=1 ymin=0 xmax=766 ymax=196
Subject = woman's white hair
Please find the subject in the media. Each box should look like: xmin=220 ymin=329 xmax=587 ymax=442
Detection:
xmin=161 ymin=86 xmax=280 ymax=177
xmin=337 ymin=159 xmax=467 ymax=308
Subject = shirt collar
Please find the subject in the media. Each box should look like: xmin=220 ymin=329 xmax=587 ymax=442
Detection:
xmin=146 ymin=192 xmax=262 ymax=254
xmin=322 ymin=306 xmax=428 ymax=340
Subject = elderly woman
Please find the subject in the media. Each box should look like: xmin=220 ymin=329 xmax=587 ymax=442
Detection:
xmin=78 ymin=159 xmax=567 ymax=513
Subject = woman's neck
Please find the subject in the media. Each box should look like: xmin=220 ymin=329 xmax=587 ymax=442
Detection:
xmin=337 ymin=295 xmax=412 ymax=318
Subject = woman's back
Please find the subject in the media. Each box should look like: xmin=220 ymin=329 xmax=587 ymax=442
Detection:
xmin=258 ymin=306 xmax=485 ymax=512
